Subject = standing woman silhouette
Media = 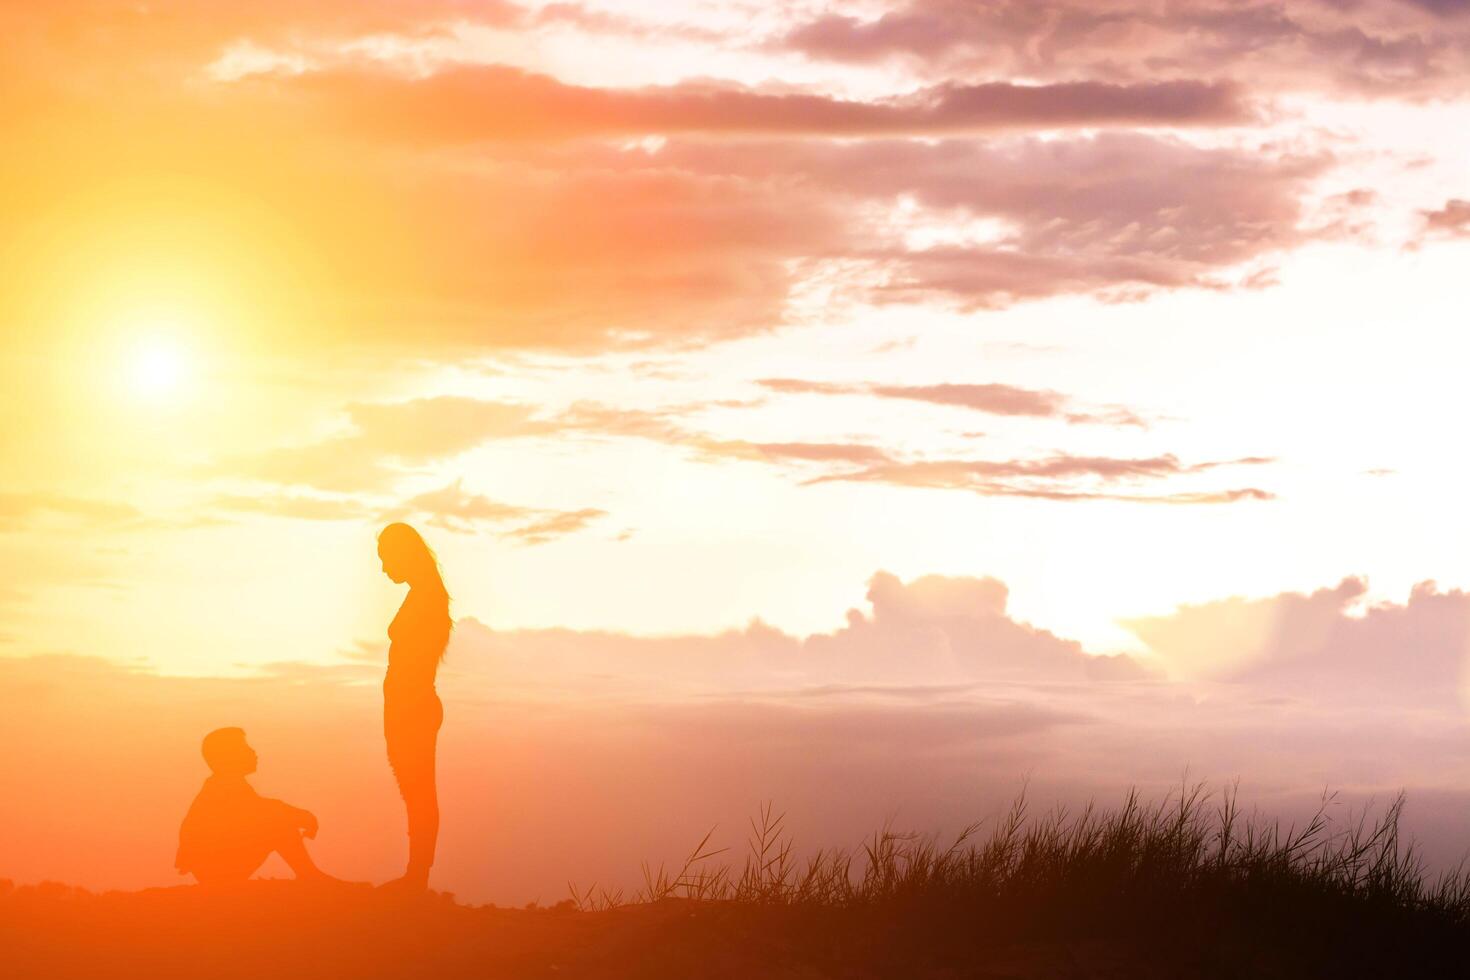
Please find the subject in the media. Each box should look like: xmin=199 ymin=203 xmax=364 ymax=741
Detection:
xmin=377 ymin=523 xmax=452 ymax=891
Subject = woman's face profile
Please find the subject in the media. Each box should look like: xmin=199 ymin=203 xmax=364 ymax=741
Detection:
xmin=379 ymin=540 xmax=408 ymax=584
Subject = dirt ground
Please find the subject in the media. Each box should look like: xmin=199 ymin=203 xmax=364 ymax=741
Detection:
xmin=1 ymin=879 xmax=1183 ymax=979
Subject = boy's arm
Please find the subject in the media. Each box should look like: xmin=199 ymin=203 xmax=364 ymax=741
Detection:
xmin=259 ymin=796 xmax=319 ymax=839
xmin=293 ymin=804 xmax=319 ymax=839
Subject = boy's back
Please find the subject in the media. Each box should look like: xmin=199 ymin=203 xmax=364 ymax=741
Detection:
xmin=176 ymin=774 xmax=282 ymax=879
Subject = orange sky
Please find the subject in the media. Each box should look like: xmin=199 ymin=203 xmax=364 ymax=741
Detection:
xmin=5 ymin=0 xmax=1470 ymax=900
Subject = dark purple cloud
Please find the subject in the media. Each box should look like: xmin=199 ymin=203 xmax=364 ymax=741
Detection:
xmin=651 ymin=133 xmax=1333 ymax=310
xmin=779 ymin=0 xmax=1470 ymax=97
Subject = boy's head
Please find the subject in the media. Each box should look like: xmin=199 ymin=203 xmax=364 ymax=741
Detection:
xmin=201 ymin=727 xmax=258 ymax=776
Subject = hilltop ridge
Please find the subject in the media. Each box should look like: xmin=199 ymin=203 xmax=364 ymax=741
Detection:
xmin=4 ymin=873 xmax=1467 ymax=979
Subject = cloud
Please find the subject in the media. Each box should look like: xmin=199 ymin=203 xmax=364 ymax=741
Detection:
xmin=217 ymin=395 xmax=899 ymax=506
xmin=1125 ymin=577 xmax=1470 ymax=707
xmin=344 ymin=398 xmax=546 ymax=458
xmin=0 ymin=0 xmax=1437 ymax=366
xmin=399 ymin=482 xmax=538 ymax=529
xmin=758 ymin=378 xmax=1148 ymax=427
xmin=761 ymin=378 xmax=1061 ymax=415
xmin=225 ymin=394 xmax=1271 ymax=510
xmin=778 ymin=0 xmax=1470 ymax=97
xmin=224 ymin=398 xmax=545 ymax=491
xmin=210 ymin=493 xmax=376 ymax=522
xmin=5 ymin=64 xmax=1333 ymax=357
xmin=209 ymin=79 xmax=1294 ymax=340
xmin=396 ymin=482 xmax=607 ymax=545
xmin=872 ymin=382 xmax=1067 ymax=416
xmin=237 ymin=441 xmax=407 ymax=494
xmin=1420 ymin=198 xmax=1470 ymax=239
xmin=550 ymin=401 xmax=1223 ymax=500
xmin=650 ymin=132 xmax=1333 ymax=311
xmin=3 ymin=102 xmax=844 ymax=352
xmin=551 ymin=402 xmax=896 ymax=468
xmin=209 ymin=465 xmax=610 ymax=545
xmin=808 ymin=453 xmax=1275 ymax=504
xmin=500 ymin=508 xmax=608 ymax=546
xmin=3 ymin=1 xmax=527 ymax=75
xmin=1126 ymin=578 xmax=1368 ymax=680
xmin=1400 ymin=0 xmax=1470 ymax=18
xmin=446 ymin=570 xmax=1148 ymax=691
xmin=528 ymin=1 xmax=729 ymax=41
xmin=0 ymin=492 xmax=141 ymax=532
xmin=809 ymin=571 xmax=1151 ymax=683
xmin=283 ymin=67 xmax=1253 ymax=142
xmin=708 ymin=441 xmax=894 ymax=465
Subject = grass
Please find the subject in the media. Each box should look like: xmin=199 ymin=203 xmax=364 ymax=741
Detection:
xmin=574 ymin=783 xmax=1470 ymax=911
xmin=568 ymin=782 xmax=1470 ymax=974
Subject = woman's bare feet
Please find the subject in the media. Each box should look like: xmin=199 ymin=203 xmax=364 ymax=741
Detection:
xmin=378 ymin=869 xmax=430 ymax=893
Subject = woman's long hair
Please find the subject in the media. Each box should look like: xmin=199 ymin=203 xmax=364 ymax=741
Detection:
xmin=379 ymin=522 xmax=452 ymax=660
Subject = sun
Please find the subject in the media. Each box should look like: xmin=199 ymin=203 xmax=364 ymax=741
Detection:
xmin=126 ymin=337 xmax=193 ymax=403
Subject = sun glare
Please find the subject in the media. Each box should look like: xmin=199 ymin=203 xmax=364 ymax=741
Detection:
xmin=127 ymin=338 xmax=191 ymax=402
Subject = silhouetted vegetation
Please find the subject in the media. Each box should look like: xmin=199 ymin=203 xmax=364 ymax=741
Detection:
xmin=557 ymin=783 xmax=1470 ymax=975
xmin=7 ymin=785 xmax=1470 ymax=977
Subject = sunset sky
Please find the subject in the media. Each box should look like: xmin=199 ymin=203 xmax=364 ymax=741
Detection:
xmin=6 ymin=0 xmax=1470 ymax=902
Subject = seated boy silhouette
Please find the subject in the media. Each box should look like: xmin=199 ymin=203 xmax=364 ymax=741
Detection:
xmin=176 ymin=727 xmax=331 ymax=884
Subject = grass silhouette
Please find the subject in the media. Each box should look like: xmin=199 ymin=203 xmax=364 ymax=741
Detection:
xmin=7 ymin=783 xmax=1470 ymax=977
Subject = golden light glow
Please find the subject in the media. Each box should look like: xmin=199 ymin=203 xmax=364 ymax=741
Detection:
xmin=118 ymin=324 xmax=198 ymax=405
xmin=130 ymin=339 xmax=187 ymax=397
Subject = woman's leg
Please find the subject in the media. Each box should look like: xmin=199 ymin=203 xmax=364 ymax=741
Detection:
xmin=385 ymin=695 xmax=443 ymax=888
xmin=404 ymin=740 xmax=439 ymax=880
